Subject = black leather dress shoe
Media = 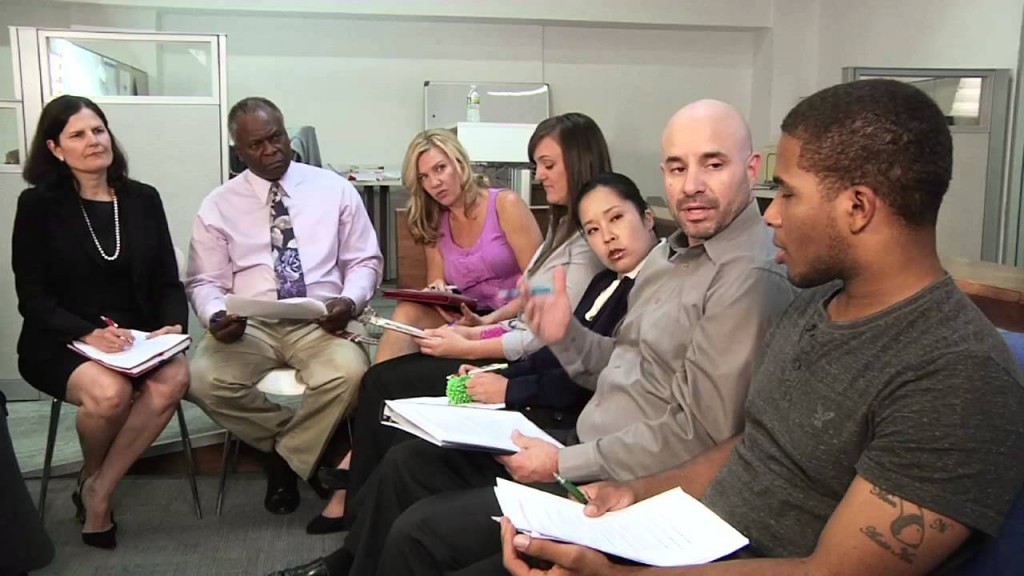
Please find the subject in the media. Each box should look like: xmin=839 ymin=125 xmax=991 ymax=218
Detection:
xmin=267 ymin=557 xmax=330 ymax=576
xmin=265 ymin=452 xmax=300 ymax=514
xmin=265 ymin=485 xmax=300 ymax=514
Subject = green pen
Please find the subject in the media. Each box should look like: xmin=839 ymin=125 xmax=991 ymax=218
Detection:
xmin=553 ymin=472 xmax=589 ymax=504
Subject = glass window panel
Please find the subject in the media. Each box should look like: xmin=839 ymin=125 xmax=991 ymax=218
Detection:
xmin=0 ymin=43 xmax=15 ymax=100
xmin=0 ymin=107 xmax=22 ymax=165
xmin=858 ymin=74 xmax=985 ymax=126
xmin=46 ymin=37 xmax=213 ymax=98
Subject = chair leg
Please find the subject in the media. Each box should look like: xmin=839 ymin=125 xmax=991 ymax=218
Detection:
xmin=216 ymin=430 xmax=233 ymax=516
xmin=38 ymin=398 xmax=63 ymax=525
xmin=176 ymin=405 xmax=203 ymax=519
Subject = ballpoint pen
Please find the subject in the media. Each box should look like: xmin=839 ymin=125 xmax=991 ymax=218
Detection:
xmin=468 ymin=363 xmax=509 ymax=375
xmin=499 ymin=286 xmax=553 ymax=299
xmin=554 ymin=472 xmax=589 ymax=504
xmin=101 ymin=316 xmax=133 ymax=345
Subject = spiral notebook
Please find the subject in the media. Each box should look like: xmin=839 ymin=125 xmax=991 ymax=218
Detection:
xmin=68 ymin=330 xmax=191 ymax=377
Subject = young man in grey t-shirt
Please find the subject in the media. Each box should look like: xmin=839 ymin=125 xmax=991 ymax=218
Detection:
xmin=502 ymin=79 xmax=1024 ymax=576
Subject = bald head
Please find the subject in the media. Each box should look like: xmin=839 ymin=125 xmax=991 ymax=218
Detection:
xmin=660 ymin=99 xmax=760 ymax=245
xmin=663 ymin=99 xmax=753 ymax=158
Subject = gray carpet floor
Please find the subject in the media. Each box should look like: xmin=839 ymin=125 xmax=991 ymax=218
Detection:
xmin=26 ymin=475 xmax=347 ymax=576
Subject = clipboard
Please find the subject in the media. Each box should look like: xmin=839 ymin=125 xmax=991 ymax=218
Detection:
xmin=381 ymin=288 xmax=479 ymax=311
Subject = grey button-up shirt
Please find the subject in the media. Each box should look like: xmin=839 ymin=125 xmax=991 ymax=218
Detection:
xmin=552 ymin=200 xmax=797 ymax=482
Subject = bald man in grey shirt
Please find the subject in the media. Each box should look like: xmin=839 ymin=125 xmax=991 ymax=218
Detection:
xmin=553 ymin=200 xmax=791 ymax=482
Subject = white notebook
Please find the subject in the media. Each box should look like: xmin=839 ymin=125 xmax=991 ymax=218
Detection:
xmin=381 ymin=399 xmax=563 ymax=454
xmin=495 ymin=478 xmax=749 ymax=567
xmin=68 ymin=330 xmax=191 ymax=377
xmin=401 ymin=396 xmax=506 ymax=410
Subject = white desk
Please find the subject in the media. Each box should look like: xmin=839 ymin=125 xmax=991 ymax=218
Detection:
xmin=349 ymin=178 xmax=403 ymax=281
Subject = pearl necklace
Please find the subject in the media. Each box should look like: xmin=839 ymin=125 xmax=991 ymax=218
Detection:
xmin=79 ymin=193 xmax=121 ymax=261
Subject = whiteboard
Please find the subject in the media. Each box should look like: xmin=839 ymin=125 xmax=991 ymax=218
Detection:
xmin=424 ymin=81 xmax=550 ymax=129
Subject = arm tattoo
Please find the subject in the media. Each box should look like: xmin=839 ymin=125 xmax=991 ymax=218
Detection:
xmin=860 ymin=488 xmax=926 ymax=565
xmin=870 ymin=486 xmax=899 ymax=508
xmin=930 ymin=518 xmax=951 ymax=534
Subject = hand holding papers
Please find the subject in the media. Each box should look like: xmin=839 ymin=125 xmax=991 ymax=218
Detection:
xmin=495 ymin=478 xmax=748 ymax=567
xmin=381 ymin=399 xmax=562 ymax=454
xmin=69 ymin=329 xmax=191 ymax=377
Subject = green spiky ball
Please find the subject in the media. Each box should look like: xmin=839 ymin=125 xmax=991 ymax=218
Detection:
xmin=446 ymin=374 xmax=474 ymax=405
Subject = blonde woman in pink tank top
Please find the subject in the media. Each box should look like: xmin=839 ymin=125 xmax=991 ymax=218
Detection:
xmin=373 ymin=130 xmax=542 ymax=363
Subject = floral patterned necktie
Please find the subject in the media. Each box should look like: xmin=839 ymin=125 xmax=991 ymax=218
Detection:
xmin=270 ymin=182 xmax=307 ymax=299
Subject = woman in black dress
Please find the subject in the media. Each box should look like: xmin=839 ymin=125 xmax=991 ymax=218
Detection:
xmin=12 ymin=95 xmax=190 ymax=549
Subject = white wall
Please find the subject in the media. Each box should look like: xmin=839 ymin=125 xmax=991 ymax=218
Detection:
xmin=160 ymin=13 xmax=544 ymax=162
xmin=751 ymin=0 xmax=821 ymax=148
xmin=160 ymin=11 xmax=757 ymax=203
xmin=816 ymin=0 xmax=1023 ymax=87
xmin=542 ymin=26 xmax=755 ymax=199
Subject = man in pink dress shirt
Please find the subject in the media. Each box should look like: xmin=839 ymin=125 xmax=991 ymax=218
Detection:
xmin=185 ymin=97 xmax=382 ymax=515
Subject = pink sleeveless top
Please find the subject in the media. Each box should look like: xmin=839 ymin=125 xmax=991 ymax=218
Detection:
xmin=438 ymin=189 xmax=521 ymax=312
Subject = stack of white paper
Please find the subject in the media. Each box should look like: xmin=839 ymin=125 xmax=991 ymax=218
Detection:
xmin=495 ymin=478 xmax=748 ymax=567
xmin=69 ymin=330 xmax=191 ymax=377
xmin=226 ymin=295 xmax=327 ymax=320
xmin=381 ymin=399 xmax=563 ymax=454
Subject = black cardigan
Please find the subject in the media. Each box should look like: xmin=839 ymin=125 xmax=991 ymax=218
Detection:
xmin=501 ymin=269 xmax=633 ymax=431
xmin=12 ymin=179 xmax=188 ymax=356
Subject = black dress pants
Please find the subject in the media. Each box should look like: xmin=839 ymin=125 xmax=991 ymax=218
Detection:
xmin=377 ymin=486 xmax=506 ymax=576
xmin=336 ymin=439 xmax=511 ymax=576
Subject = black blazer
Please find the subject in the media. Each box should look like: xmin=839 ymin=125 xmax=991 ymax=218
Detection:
xmin=501 ymin=269 xmax=633 ymax=431
xmin=12 ymin=179 xmax=188 ymax=357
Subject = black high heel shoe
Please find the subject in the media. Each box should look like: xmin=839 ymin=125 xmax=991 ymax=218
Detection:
xmin=305 ymin=512 xmax=347 ymax=535
xmin=79 ymin=475 xmax=117 ymax=549
xmin=316 ymin=467 xmax=350 ymax=491
xmin=82 ymin=514 xmax=117 ymax=550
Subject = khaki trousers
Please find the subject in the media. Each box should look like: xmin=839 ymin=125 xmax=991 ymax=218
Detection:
xmin=188 ymin=318 xmax=368 ymax=479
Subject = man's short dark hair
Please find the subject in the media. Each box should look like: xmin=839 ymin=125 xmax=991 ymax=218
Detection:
xmin=227 ymin=97 xmax=283 ymax=139
xmin=781 ymin=78 xmax=953 ymax=227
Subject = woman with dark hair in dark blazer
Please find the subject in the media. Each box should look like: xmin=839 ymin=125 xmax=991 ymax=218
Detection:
xmin=12 ymin=95 xmax=190 ymax=550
